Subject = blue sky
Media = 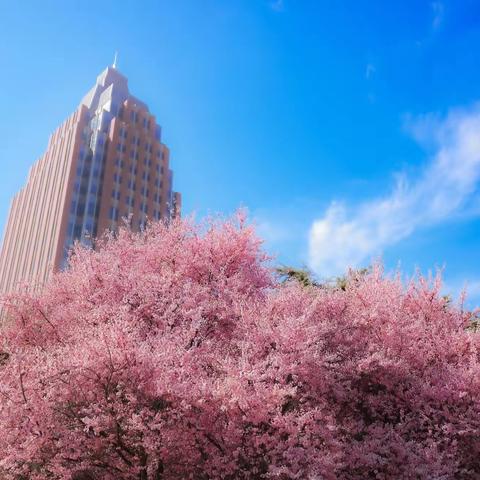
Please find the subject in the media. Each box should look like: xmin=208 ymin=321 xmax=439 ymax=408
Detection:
xmin=1 ymin=0 xmax=480 ymax=304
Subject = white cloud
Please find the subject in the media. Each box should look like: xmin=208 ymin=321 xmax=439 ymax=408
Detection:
xmin=269 ymin=0 xmax=284 ymax=12
xmin=365 ymin=63 xmax=376 ymax=80
xmin=308 ymin=105 xmax=480 ymax=277
xmin=431 ymin=2 xmax=444 ymax=30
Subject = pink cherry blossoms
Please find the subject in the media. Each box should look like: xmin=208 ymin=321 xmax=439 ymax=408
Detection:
xmin=0 ymin=215 xmax=479 ymax=479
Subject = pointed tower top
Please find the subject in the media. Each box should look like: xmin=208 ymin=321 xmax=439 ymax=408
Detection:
xmin=113 ymin=51 xmax=118 ymax=69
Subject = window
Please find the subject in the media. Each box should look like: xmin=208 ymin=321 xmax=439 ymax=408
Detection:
xmin=129 ymin=165 xmax=137 ymax=175
xmin=77 ymin=203 xmax=85 ymax=215
xmin=141 ymin=186 xmax=149 ymax=197
xmin=109 ymin=207 xmax=119 ymax=221
xmin=113 ymin=173 xmax=122 ymax=184
xmin=142 ymin=172 xmax=150 ymax=182
xmin=128 ymin=180 xmax=136 ymax=191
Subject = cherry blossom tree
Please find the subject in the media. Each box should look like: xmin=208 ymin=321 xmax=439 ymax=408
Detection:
xmin=0 ymin=215 xmax=479 ymax=479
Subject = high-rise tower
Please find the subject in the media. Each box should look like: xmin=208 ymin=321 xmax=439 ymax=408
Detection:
xmin=0 ymin=63 xmax=181 ymax=298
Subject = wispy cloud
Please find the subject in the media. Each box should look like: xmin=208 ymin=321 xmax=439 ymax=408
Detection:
xmin=269 ymin=0 xmax=284 ymax=12
xmin=308 ymin=105 xmax=480 ymax=277
xmin=431 ymin=2 xmax=444 ymax=30
xmin=365 ymin=63 xmax=376 ymax=80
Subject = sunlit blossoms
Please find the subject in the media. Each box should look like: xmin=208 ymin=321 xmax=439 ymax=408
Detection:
xmin=0 ymin=215 xmax=479 ymax=479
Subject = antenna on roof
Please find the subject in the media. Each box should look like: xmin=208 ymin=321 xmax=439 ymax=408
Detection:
xmin=113 ymin=51 xmax=118 ymax=69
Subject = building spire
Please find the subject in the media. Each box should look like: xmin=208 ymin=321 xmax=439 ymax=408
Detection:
xmin=113 ymin=51 xmax=118 ymax=69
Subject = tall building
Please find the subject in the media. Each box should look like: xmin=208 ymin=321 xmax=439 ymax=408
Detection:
xmin=0 ymin=63 xmax=181 ymax=299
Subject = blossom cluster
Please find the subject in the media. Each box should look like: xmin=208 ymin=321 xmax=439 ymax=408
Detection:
xmin=0 ymin=215 xmax=479 ymax=479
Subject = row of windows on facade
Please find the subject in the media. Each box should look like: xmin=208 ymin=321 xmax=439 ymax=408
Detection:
xmin=117 ymin=128 xmax=154 ymax=149
xmin=69 ymin=223 xmax=96 ymax=239
xmin=70 ymin=200 xmax=99 ymax=218
xmin=128 ymin=110 xmax=151 ymax=129
xmin=114 ymin=157 xmax=164 ymax=173
xmin=74 ymin=182 xmax=100 ymax=196
xmin=113 ymin=167 xmax=163 ymax=183
xmin=111 ymin=187 xmax=163 ymax=204
xmin=112 ymin=173 xmax=163 ymax=190
xmin=108 ymin=206 xmax=162 ymax=222
xmin=116 ymin=142 xmax=164 ymax=159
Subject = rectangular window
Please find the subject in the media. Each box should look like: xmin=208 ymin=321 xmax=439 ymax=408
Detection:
xmin=109 ymin=207 xmax=119 ymax=221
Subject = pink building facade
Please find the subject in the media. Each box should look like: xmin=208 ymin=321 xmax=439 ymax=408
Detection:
xmin=0 ymin=65 xmax=181 ymax=301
